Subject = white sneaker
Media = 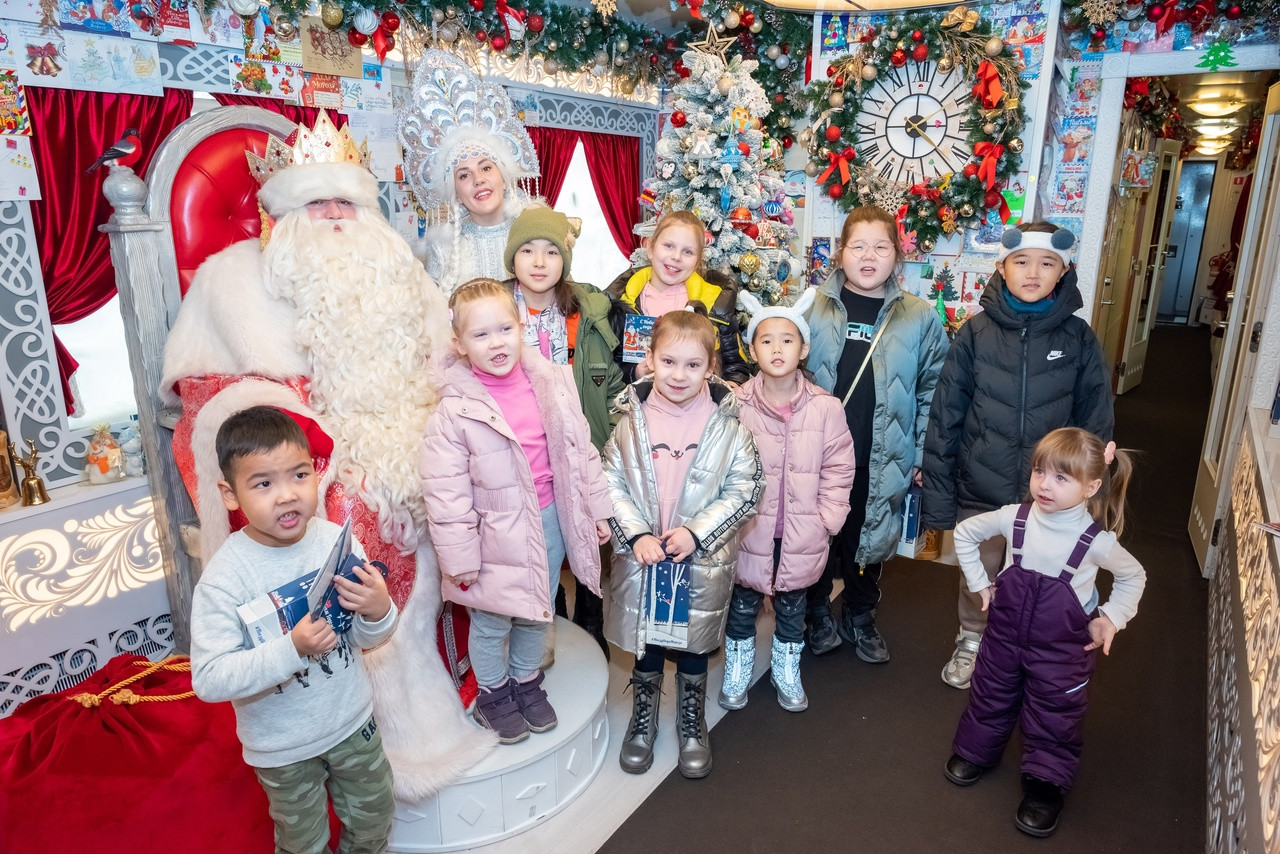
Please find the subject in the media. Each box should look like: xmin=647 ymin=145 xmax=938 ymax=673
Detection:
xmin=941 ymin=629 xmax=982 ymax=689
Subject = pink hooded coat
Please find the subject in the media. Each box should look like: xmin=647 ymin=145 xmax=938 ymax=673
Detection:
xmin=420 ymin=350 xmax=614 ymax=622
xmin=735 ymin=374 xmax=857 ymax=593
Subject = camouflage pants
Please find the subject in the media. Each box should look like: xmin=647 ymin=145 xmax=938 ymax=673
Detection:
xmin=254 ymin=716 xmax=395 ymax=854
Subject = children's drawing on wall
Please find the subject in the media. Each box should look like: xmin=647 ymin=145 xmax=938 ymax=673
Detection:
xmin=1050 ymin=176 xmax=1086 ymax=215
xmin=1120 ymin=148 xmax=1156 ymax=189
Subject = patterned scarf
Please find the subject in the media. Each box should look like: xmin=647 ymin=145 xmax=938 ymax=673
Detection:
xmin=513 ymin=283 xmax=570 ymax=365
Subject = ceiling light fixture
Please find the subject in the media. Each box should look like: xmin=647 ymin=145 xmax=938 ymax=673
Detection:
xmin=1187 ymin=98 xmax=1246 ymax=118
xmin=1196 ymin=138 xmax=1233 ymax=154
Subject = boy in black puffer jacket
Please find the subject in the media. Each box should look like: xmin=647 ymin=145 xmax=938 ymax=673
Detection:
xmin=921 ymin=222 xmax=1114 ymax=690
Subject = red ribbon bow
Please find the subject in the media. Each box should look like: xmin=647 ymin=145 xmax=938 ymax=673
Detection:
xmin=908 ymin=181 xmax=942 ymax=203
xmin=818 ymin=148 xmax=855 ymax=186
xmin=1155 ymin=2 xmax=1178 ymax=34
xmin=973 ymin=141 xmax=1005 ymax=191
xmin=27 ymin=42 xmax=57 ymax=59
xmin=972 ymin=60 xmax=1003 ymax=110
xmin=495 ymin=0 xmax=526 ymax=40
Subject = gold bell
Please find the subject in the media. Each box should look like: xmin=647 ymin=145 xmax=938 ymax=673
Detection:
xmin=20 ymin=474 xmax=49 ymax=507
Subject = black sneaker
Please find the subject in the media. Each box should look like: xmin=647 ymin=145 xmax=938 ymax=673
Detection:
xmin=838 ymin=611 xmax=889 ymax=663
xmin=1015 ymin=775 xmax=1064 ymax=838
xmin=806 ymin=612 xmax=842 ymax=655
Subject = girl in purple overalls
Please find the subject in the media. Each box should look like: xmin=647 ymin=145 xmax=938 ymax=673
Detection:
xmin=942 ymin=428 xmax=1145 ymax=838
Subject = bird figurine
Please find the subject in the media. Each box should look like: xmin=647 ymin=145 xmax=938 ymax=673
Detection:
xmin=85 ymin=128 xmax=141 ymax=174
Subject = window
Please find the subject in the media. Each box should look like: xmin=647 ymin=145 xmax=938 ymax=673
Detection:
xmin=553 ymin=142 xmax=631 ymax=289
xmin=56 ymin=296 xmax=139 ymax=430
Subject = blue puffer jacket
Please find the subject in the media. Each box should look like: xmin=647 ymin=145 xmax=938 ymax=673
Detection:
xmin=804 ymin=269 xmax=949 ymax=565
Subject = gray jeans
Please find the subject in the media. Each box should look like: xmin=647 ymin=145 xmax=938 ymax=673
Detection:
xmin=469 ymin=502 xmax=565 ymax=686
xmin=956 ymin=506 xmax=1008 ymax=634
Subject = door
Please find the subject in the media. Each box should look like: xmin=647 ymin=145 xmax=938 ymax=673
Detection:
xmin=1156 ymin=160 xmax=1216 ymax=322
xmin=1094 ymin=188 xmax=1140 ymax=386
xmin=1188 ymin=83 xmax=1280 ymax=572
xmin=1116 ymin=139 xmax=1182 ymax=394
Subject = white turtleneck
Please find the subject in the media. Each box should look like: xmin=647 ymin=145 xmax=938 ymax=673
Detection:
xmin=954 ymin=502 xmax=1146 ymax=630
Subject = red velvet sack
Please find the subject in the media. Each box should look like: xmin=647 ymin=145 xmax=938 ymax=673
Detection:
xmin=0 ymin=655 xmax=274 ymax=853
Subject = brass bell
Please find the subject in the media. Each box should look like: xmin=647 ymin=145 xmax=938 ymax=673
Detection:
xmin=11 ymin=438 xmax=50 ymax=507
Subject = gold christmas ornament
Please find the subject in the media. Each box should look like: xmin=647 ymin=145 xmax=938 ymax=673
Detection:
xmin=739 ymin=252 xmax=762 ymax=274
xmin=717 ymin=75 xmax=734 ymax=95
xmin=920 ymin=238 xmax=936 ymax=253
xmin=680 ymin=133 xmax=696 ymax=152
xmin=750 ymin=19 xmax=763 ymax=33
xmin=983 ymin=122 xmax=997 ymax=134
xmin=1007 ymin=137 xmax=1024 ymax=153
xmin=619 ymin=77 xmax=637 ymax=94
xmin=724 ymin=10 xmax=740 ymax=28
xmin=959 ymin=203 xmax=974 ymax=217
xmin=917 ymin=205 xmax=931 ymax=216
xmin=937 ymin=55 xmax=954 ymax=73
xmin=805 ymin=161 xmax=821 ymax=177
xmin=683 ymin=162 xmax=699 ymax=180
xmin=544 ymin=57 xmax=560 ymax=73
xmin=829 ymin=91 xmax=845 ymax=108
xmin=766 ymin=44 xmax=781 ymax=60
xmin=777 ymin=115 xmax=791 ymax=128
xmin=320 ymin=1 xmax=343 ymax=28
xmin=984 ymin=35 xmax=1004 ymax=56
xmin=861 ymin=64 xmax=878 ymax=81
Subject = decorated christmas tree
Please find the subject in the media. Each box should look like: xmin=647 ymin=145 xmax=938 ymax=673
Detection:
xmin=933 ymin=264 xmax=958 ymax=301
xmin=637 ymin=45 xmax=799 ymax=304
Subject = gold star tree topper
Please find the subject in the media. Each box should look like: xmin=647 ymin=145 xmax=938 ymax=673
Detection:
xmin=689 ymin=27 xmax=736 ymax=62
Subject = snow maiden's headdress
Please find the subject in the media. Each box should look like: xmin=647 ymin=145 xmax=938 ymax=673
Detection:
xmin=399 ymin=50 xmax=540 ymax=218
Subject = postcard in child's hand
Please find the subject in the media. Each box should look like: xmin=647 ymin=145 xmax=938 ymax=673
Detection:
xmin=622 ymin=314 xmax=656 ymax=364
xmin=644 ymin=560 xmax=691 ymax=649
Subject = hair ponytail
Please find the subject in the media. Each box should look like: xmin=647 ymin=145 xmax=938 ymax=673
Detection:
xmin=1095 ymin=448 xmax=1134 ymax=538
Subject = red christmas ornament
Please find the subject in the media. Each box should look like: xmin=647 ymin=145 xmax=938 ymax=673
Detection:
xmin=825 ymin=124 xmax=842 ymax=142
xmin=476 ymin=29 xmax=488 ymax=42
xmin=841 ymin=146 xmax=855 ymax=159
xmin=348 ymin=28 xmax=368 ymax=46
xmin=742 ymin=11 xmax=755 ymax=25
xmin=1147 ymin=4 xmax=1164 ymax=20
xmin=651 ymin=54 xmax=659 ymax=65
xmin=671 ymin=110 xmax=687 ymax=127
xmin=469 ymin=0 xmax=484 ymax=9
xmin=826 ymin=65 xmax=837 ymax=77
xmin=912 ymin=44 xmax=929 ymax=62
xmin=490 ymin=34 xmax=507 ymax=51
xmin=380 ymin=11 xmax=400 ymax=32
xmin=963 ymin=163 xmax=978 ymax=178
xmin=774 ymin=93 xmax=785 ymax=103
xmin=780 ymin=42 xmax=789 ymax=53
xmin=828 ymin=183 xmax=844 ymax=199
xmin=677 ymin=64 xmax=691 ymax=78
xmin=911 ymin=29 xmax=924 ymax=41
xmin=1225 ymin=3 xmax=1242 ymax=16
xmin=1093 ymin=27 xmax=1107 ymax=40
xmin=738 ymin=141 xmax=751 ymax=156
xmin=984 ymin=189 xmax=1002 ymax=208
xmin=891 ymin=48 xmax=907 ymax=66
xmin=527 ymin=13 xmax=545 ymax=32
xmin=744 ymin=223 xmax=760 ymax=239
xmin=782 ymin=135 xmax=793 ymax=148
xmin=833 ymin=75 xmax=845 ymax=87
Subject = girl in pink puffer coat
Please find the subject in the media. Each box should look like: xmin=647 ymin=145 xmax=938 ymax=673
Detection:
xmin=721 ymin=289 xmax=856 ymax=714
xmin=421 ymin=279 xmax=614 ymax=746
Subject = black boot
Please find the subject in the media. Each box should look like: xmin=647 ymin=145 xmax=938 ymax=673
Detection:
xmin=675 ymin=671 xmax=712 ymax=779
xmin=572 ymin=584 xmax=609 ymax=661
xmin=1015 ymin=774 xmax=1064 ymax=837
xmin=619 ymin=669 xmax=662 ymax=774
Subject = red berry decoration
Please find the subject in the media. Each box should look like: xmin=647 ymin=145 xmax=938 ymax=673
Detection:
xmin=671 ymin=110 xmax=687 ymax=127
xmin=738 ymin=141 xmax=751 ymax=156
xmin=825 ymin=124 xmax=842 ymax=142
xmin=475 ymin=29 xmax=488 ymax=42
xmin=963 ymin=163 xmax=978 ymax=178
xmin=911 ymin=29 xmax=924 ymax=41
xmin=490 ymin=34 xmax=507 ymax=51
xmin=828 ymin=183 xmax=844 ymax=199
xmin=985 ymin=189 xmax=1002 ymax=208
xmin=1147 ymin=4 xmax=1164 ymax=20
xmin=833 ymin=75 xmax=845 ymax=87
xmin=348 ymin=28 xmax=368 ymax=46
xmin=782 ymin=135 xmax=793 ymax=149
xmin=912 ymin=44 xmax=929 ymax=62
xmin=380 ymin=11 xmax=400 ymax=32
xmin=1225 ymin=3 xmax=1242 ymax=16
xmin=651 ymin=54 xmax=659 ymax=65
xmin=527 ymin=13 xmax=544 ymax=32
xmin=742 ymin=11 xmax=754 ymax=25
xmin=891 ymin=48 xmax=907 ymax=66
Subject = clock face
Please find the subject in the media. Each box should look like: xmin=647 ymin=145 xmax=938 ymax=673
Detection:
xmin=856 ymin=61 xmax=975 ymax=185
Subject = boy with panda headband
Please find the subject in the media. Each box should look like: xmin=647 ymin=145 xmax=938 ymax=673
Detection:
xmin=921 ymin=222 xmax=1115 ymax=691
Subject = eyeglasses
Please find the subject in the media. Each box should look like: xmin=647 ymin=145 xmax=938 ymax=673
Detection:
xmin=845 ymin=242 xmax=896 ymax=258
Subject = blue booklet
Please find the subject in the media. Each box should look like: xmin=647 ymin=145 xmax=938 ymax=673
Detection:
xmin=644 ymin=560 xmax=691 ymax=649
xmin=236 ymin=519 xmax=387 ymax=647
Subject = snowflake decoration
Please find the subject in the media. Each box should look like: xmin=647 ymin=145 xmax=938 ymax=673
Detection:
xmin=592 ymin=0 xmax=618 ymax=19
xmin=1081 ymin=0 xmax=1119 ymax=25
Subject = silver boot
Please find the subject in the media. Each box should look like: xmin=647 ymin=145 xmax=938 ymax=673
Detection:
xmin=769 ymin=636 xmax=808 ymax=712
xmin=619 ymin=669 xmax=662 ymax=773
xmin=718 ymin=636 xmax=755 ymax=710
xmin=676 ymin=671 xmax=712 ymax=779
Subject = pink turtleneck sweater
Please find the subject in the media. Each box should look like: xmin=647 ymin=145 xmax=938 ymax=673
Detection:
xmin=642 ymin=383 xmax=715 ymax=532
xmin=473 ymin=364 xmax=554 ymax=509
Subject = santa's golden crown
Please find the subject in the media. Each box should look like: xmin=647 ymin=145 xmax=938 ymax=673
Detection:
xmin=246 ymin=111 xmax=370 ymax=186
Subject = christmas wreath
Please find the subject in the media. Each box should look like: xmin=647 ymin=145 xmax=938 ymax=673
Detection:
xmin=802 ymin=5 xmax=1028 ymax=251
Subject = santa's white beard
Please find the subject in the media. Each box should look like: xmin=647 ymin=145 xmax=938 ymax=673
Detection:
xmin=263 ymin=212 xmax=450 ymax=553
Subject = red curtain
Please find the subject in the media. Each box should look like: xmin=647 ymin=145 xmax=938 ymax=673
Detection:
xmin=526 ymin=125 xmax=580 ymax=206
xmin=211 ymin=94 xmax=348 ymax=129
xmin=579 ymin=130 xmax=641 ymax=256
xmin=27 ymin=87 xmax=194 ymax=416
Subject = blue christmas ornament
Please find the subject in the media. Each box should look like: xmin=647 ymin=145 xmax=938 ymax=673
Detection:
xmin=720 ymin=183 xmax=733 ymax=213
